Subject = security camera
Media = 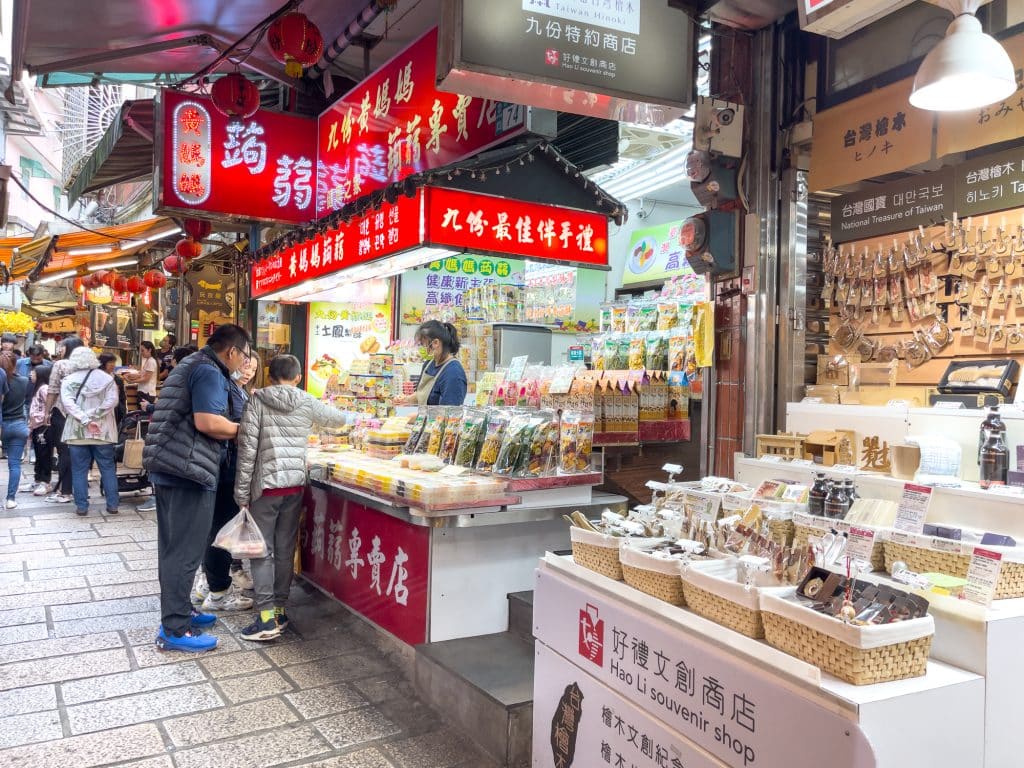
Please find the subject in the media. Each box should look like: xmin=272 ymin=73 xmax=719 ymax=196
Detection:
xmin=714 ymin=107 xmax=736 ymax=127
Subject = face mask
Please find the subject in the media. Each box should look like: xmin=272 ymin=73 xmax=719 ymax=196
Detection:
xmin=230 ymin=369 xmax=244 ymax=382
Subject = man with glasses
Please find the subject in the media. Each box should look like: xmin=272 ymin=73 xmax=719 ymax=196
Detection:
xmin=143 ymin=324 xmax=253 ymax=653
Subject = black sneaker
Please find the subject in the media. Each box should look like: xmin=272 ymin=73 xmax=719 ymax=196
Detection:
xmin=241 ymin=616 xmax=281 ymax=641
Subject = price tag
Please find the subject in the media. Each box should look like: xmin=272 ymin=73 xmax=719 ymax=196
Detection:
xmin=760 ymin=455 xmax=786 ymax=463
xmin=646 ymin=481 xmax=670 ymax=492
xmin=934 ymin=400 xmax=965 ymax=410
xmin=506 ymin=355 xmax=529 ymax=383
xmin=801 ymin=397 xmax=824 ymax=404
xmin=662 ymin=463 xmax=684 ymax=475
xmin=568 ymin=345 xmax=585 ymax=362
xmin=830 ymin=464 xmax=859 ymax=474
xmin=894 ymin=483 xmax=933 ymax=534
xmin=932 ymin=537 xmax=962 ymax=553
xmin=687 ymin=490 xmax=721 ymax=523
xmin=887 ymin=399 xmax=911 ymax=408
xmin=790 ymin=458 xmax=815 ymax=467
xmin=439 ymin=465 xmax=470 ymax=477
xmin=988 ymin=485 xmax=1024 ymax=498
xmin=887 ymin=530 xmax=913 ymax=545
xmin=847 ymin=526 xmax=876 ymax=562
xmin=964 ymin=548 xmax=1003 ymax=606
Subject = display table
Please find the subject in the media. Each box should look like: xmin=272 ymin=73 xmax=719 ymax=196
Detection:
xmin=532 ymin=555 xmax=983 ymax=768
xmin=300 ymin=456 xmax=627 ymax=645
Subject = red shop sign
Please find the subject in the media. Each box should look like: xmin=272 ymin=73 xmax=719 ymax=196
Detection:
xmin=301 ymin=487 xmax=430 ymax=646
xmin=316 ymin=26 xmax=526 ymax=217
xmin=250 ymin=190 xmax=422 ymax=298
xmin=157 ymin=89 xmax=318 ymax=224
xmin=425 ymin=187 xmax=609 ymax=267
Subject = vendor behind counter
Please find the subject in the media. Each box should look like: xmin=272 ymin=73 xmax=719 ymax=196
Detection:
xmin=395 ymin=320 xmax=468 ymax=407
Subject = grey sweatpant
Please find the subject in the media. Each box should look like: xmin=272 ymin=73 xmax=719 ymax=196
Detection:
xmin=248 ymin=491 xmax=303 ymax=611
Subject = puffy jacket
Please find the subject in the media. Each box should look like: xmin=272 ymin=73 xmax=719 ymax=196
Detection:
xmin=234 ymin=384 xmax=347 ymax=508
xmin=143 ymin=348 xmax=229 ymax=490
xmin=61 ymin=368 xmax=118 ymax=444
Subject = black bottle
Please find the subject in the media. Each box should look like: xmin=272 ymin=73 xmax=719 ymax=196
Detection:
xmin=980 ymin=429 xmax=1009 ymax=489
xmin=809 ymin=473 xmax=828 ymax=517
xmin=978 ymin=407 xmax=1006 ymax=466
xmin=824 ymin=480 xmax=846 ymax=520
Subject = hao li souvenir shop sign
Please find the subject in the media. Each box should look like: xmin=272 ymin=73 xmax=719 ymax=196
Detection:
xmin=157 ymin=90 xmax=317 ymax=224
xmin=316 ymin=27 xmax=526 ymax=217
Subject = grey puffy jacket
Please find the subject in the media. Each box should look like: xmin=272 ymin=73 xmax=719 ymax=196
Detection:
xmin=234 ymin=385 xmax=347 ymax=508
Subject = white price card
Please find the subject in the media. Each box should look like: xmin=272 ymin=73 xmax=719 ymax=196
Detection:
xmin=846 ymin=526 xmax=876 ymax=563
xmin=506 ymin=355 xmax=529 ymax=383
xmin=790 ymin=458 xmax=816 ymax=467
xmin=964 ymin=547 xmax=1003 ymax=606
xmin=439 ymin=465 xmax=470 ymax=477
xmin=934 ymin=400 xmax=965 ymax=410
xmin=894 ymin=483 xmax=933 ymax=534
xmin=988 ymin=485 xmax=1024 ymax=498
xmin=830 ymin=464 xmax=859 ymax=474
xmin=760 ymin=454 xmax=786 ymax=463
xmin=932 ymin=537 xmax=963 ymax=553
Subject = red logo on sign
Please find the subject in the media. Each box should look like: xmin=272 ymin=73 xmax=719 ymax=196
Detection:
xmin=578 ymin=604 xmax=604 ymax=666
xmin=546 ymin=49 xmax=560 ymax=66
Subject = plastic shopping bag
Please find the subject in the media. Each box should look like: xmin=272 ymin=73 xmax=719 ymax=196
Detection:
xmin=213 ymin=507 xmax=268 ymax=559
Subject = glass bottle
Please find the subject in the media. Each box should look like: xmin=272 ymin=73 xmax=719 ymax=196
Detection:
xmin=978 ymin=407 xmax=1006 ymax=465
xmin=980 ymin=429 xmax=1009 ymax=489
xmin=808 ymin=473 xmax=828 ymax=517
xmin=844 ymin=479 xmax=858 ymax=507
xmin=824 ymin=480 xmax=846 ymax=520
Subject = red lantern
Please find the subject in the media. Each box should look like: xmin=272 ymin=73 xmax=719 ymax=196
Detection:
xmin=112 ymin=274 xmax=129 ymax=293
xmin=210 ymin=71 xmax=260 ymax=124
xmin=267 ymin=12 xmax=324 ymax=78
xmin=175 ymin=238 xmax=203 ymax=260
xmin=163 ymin=254 xmax=188 ymax=275
xmin=126 ymin=276 xmax=146 ymax=294
xmin=143 ymin=270 xmax=167 ymax=289
xmin=184 ymin=218 xmax=212 ymax=241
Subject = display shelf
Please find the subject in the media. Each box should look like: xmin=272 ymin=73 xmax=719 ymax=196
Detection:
xmin=594 ymin=431 xmax=640 ymax=446
xmin=502 ymin=472 xmax=603 ymax=492
xmin=638 ymin=419 xmax=691 ymax=442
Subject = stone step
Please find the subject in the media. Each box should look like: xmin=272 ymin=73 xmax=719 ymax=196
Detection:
xmin=507 ymin=590 xmax=534 ymax=645
xmin=414 ymin=632 xmax=534 ymax=768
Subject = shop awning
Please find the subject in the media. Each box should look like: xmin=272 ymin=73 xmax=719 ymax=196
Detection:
xmin=66 ymin=100 xmax=154 ymax=206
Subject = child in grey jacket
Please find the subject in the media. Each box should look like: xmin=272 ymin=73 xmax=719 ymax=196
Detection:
xmin=234 ymin=354 xmax=347 ymax=640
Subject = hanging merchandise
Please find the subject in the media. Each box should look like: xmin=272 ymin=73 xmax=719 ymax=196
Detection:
xmin=210 ymin=71 xmax=260 ymax=124
xmin=693 ymin=302 xmax=715 ymax=369
xmin=267 ymin=12 xmax=324 ymax=78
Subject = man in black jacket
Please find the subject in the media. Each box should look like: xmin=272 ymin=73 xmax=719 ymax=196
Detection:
xmin=143 ymin=324 xmax=252 ymax=653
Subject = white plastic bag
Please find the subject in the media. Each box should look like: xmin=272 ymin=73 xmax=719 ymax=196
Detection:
xmin=213 ymin=507 xmax=267 ymax=558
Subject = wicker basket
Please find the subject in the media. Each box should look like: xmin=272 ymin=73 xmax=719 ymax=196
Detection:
xmin=619 ymin=546 xmax=686 ymax=605
xmin=680 ymin=561 xmax=767 ymax=638
xmin=760 ymin=592 xmax=933 ymax=685
xmin=793 ymin=513 xmax=885 ymax=571
xmin=569 ymin=527 xmax=624 ymax=580
xmin=882 ymin=536 xmax=1024 ymax=600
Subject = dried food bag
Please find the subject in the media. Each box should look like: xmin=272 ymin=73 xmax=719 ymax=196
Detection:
xmin=669 ymin=334 xmax=687 ymax=372
xmin=213 ymin=507 xmax=268 ymax=559
xmin=516 ymin=413 xmax=560 ymax=477
xmin=438 ymin=407 xmax=463 ymax=464
xmin=626 ymin=304 xmax=642 ymax=333
xmin=628 ymin=336 xmax=646 ymax=370
xmin=638 ymin=303 xmax=659 ymax=332
xmin=599 ymin=304 xmax=614 ymax=332
xmin=416 ymin=407 xmax=444 ymax=454
xmin=657 ymin=301 xmax=678 ymax=331
xmin=693 ymin=302 xmax=714 ymax=368
xmin=611 ymin=304 xmax=628 ymax=333
xmin=404 ymin=408 xmax=428 ymax=454
xmin=476 ymin=410 xmax=511 ymax=473
xmin=453 ymin=409 xmax=488 ymax=468
xmin=591 ymin=335 xmax=607 ymax=371
xmin=646 ymin=333 xmax=669 ymax=372
xmin=559 ymin=411 xmax=595 ymax=475
xmin=493 ymin=413 xmax=536 ymax=476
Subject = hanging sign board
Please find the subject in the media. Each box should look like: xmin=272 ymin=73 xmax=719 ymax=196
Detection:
xmin=156 ymin=90 xmax=318 ymax=224
xmin=437 ymin=0 xmax=694 ymax=124
xmin=830 ymin=167 xmax=953 ymax=243
xmin=623 ymin=219 xmax=699 ymax=285
xmin=952 ymin=146 xmax=1024 ymax=218
xmin=316 ymin=27 xmax=525 ymax=217
xmin=808 ymin=78 xmax=933 ymax=192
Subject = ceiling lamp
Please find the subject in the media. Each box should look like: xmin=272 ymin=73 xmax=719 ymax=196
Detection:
xmin=211 ymin=71 xmax=260 ymax=125
xmin=267 ymin=12 xmax=324 ymax=78
xmin=909 ymin=1 xmax=1015 ymax=112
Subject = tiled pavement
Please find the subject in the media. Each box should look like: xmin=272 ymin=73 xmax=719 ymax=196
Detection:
xmin=0 ymin=480 xmax=497 ymax=768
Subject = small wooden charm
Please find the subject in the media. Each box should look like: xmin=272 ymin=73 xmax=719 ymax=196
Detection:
xmin=860 ymin=435 xmax=892 ymax=473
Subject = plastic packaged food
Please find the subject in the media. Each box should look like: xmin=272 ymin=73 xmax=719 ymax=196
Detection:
xmin=415 ymin=407 xmax=444 ymax=454
xmin=591 ymin=336 xmax=606 ymax=371
xmin=403 ymin=409 xmax=428 ymax=454
xmin=646 ymin=333 xmax=669 ymax=371
xmin=669 ymin=334 xmax=687 ymax=372
xmin=424 ymin=408 xmax=449 ymax=456
xmin=559 ymin=411 xmax=596 ymax=474
xmin=438 ymin=407 xmax=463 ymax=464
xmin=454 ymin=409 xmax=488 ymax=468
xmin=493 ymin=413 xmax=537 ymax=476
xmin=611 ymin=304 xmax=628 ymax=333
xmin=657 ymin=301 xmax=678 ymax=331
xmin=516 ymin=412 xmax=560 ymax=477
xmin=476 ymin=410 xmax=511 ymax=473
xmin=628 ymin=337 xmax=646 ymax=370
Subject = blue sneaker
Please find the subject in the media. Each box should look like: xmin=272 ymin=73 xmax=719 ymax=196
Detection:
xmin=155 ymin=625 xmax=218 ymax=653
xmin=190 ymin=609 xmax=217 ymax=627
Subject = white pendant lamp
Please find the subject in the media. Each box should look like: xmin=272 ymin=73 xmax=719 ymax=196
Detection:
xmin=909 ymin=1 xmax=1015 ymax=112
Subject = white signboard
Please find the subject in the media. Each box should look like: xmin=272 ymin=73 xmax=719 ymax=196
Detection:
xmin=893 ymin=483 xmax=932 ymax=534
xmin=523 ymin=0 xmax=641 ymax=34
xmin=535 ymin=642 xmax=726 ymax=768
xmin=534 ymin=565 xmax=876 ymax=768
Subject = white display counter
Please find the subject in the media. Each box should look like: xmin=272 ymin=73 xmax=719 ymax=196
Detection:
xmin=532 ymin=555 xmax=983 ymax=768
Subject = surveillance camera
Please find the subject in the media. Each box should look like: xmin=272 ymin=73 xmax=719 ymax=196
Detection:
xmin=714 ymin=107 xmax=736 ymax=127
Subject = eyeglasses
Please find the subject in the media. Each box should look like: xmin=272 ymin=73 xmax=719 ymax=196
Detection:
xmin=234 ymin=346 xmax=252 ymax=361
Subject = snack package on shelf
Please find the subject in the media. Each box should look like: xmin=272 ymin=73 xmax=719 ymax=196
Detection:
xmin=493 ymin=412 xmax=537 ymax=476
xmin=422 ymin=407 xmax=448 ymax=456
xmin=559 ymin=411 xmax=596 ymax=474
xmin=438 ymin=407 xmax=463 ymax=464
xmin=476 ymin=410 xmax=512 ymax=473
xmin=515 ymin=411 xmax=560 ymax=477
xmin=454 ymin=408 xmax=488 ymax=469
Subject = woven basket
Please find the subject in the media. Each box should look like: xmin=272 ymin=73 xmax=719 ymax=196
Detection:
xmin=794 ymin=521 xmax=885 ymax=571
xmin=622 ymin=563 xmax=686 ymax=605
xmin=570 ymin=527 xmax=624 ymax=580
xmin=762 ymin=611 xmax=931 ymax=685
xmin=682 ymin=581 xmax=764 ymax=638
xmin=883 ymin=540 xmax=1024 ymax=600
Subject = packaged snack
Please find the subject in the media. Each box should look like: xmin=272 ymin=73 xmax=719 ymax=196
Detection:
xmin=657 ymin=301 xmax=678 ymax=331
xmin=416 ymin=407 xmax=445 ymax=454
xmin=403 ymin=408 xmax=428 ymax=454
xmin=669 ymin=334 xmax=687 ymax=372
xmin=438 ymin=407 xmax=463 ymax=464
xmin=559 ymin=411 xmax=596 ymax=474
xmin=638 ymin=303 xmax=659 ymax=332
xmin=611 ymin=304 xmax=628 ymax=333
xmin=591 ymin=336 xmax=606 ymax=371
xmin=628 ymin=337 xmax=646 ymax=370
xmin=646 ymin=333 xmax=669 ymax=371
xmin=454 ymin=409 xmax=488 ymax=468
xmin=493 ymin=413 xmax=537 ymax=476
xmin=516 ymin=411 xmax=559 ymax=477
xmin=476 ymin=410 xmax=511 ymax=472
xmin=599 ymin=305 xmax=614 ymax=332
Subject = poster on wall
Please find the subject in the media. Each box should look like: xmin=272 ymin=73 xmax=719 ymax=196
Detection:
xmin=186 ymin=264 xmax=237 ymax=348
xmin=525 ymin=262 xmax=603 ymax=332
xmin=306 ymin=300 xmax=393 ymax=398
xmin=623 ymin=219 xmax=699 ymax=286
xmin=399 ymin=254 xmax=525 ymax=325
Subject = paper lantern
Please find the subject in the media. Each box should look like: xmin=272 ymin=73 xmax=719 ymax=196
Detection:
xmin=143 ymin=270 xmax=167 ymax=288
xmin=111 ymin=274 xmax=129 ymax=293
xmin=93 ymin=270 xmax=112 ymax=287
xmin=163 ymin=254 xmax=188 ymax=275
xmin=267 ymin=12 xmax=324 ymax=78
xmin=184 ymin=218 xmax=212 ymax=241
xmin=210 ymin=71 xmax=260 ymax=124
xmin=175 ymin=238 xmax=203 ymax=260
xmin=126 ymin=276 xmax=146 ymax=294
xmin=81 ymin=273 xmax=98 ymax=290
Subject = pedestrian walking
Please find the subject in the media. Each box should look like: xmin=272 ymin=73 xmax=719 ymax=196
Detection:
xmin=28 ymin=363 xmax=54 ymax=495
xmin=44 ymin=336 xmax=84 ymax=503
xmin=0 ymin=353 xmax=29 ymax=509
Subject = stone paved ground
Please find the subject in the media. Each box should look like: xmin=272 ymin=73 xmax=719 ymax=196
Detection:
xmin=0 ymin=476 xmax=497 ymax=768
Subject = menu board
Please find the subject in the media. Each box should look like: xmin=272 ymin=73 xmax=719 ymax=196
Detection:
xmin=91 ymin=305 xmax=135 ymax=350
xmin=306 ymin=300 xmax=393 ymax=399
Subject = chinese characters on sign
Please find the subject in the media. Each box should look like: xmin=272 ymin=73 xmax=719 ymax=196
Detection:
xmin=306 ymin=301 xmax=393 ymax=399
xmin=159 ymin=90 xmax=317 ymax=224
xmin=425 ymin=187 xmax=609 ymax=266
xmin=954 ymin=147 xmax=1024 ymax=218
xmin=316 ymin=27 xmax=525 ymax=216
xmin=185 ymin=264 xmax=236 ymax=348
xmin=399 ymin=254 xmax=523 ymax=326
xmin=830 ymin=168 xmax=954 ymax=243
xmin=301 ymin=489 xmax=429 ymax=645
